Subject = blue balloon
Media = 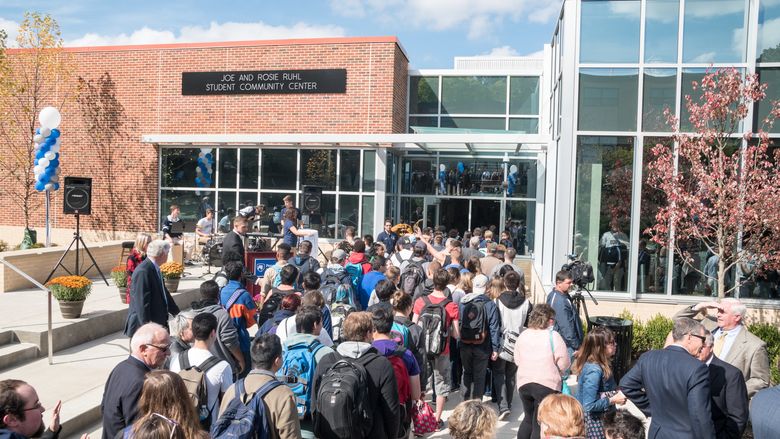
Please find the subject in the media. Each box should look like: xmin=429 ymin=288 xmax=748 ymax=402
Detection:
xmin=35 ymin=151 xmax=44 ymax=160
xmin=50 ymin=159 xmax=59 ymax=168
xmin=204 ymin=176 xmax=212 ymax=185
xmin=205 ymin=153 xmax=213 ymax=161
xmin=53 ymin=183 xmax=60 ymax=191
xmin=35 ymin=128 xmax=40 ymax=134
xmin=35 ymin=182 xmax=45 ymax=191
xmin=50 ymin=129 xmax=60 ymax=138
xmin=457 ymin=162 xmax=465 ymax=173
xmin=195 ymin=177 xmax=201 ymax=185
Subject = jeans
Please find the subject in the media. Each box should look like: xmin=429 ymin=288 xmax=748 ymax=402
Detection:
xmin=518 ymin=382 xmax=557 ymax=439
xmin=460 ymin=342 xmax=490 ymax=400
xmin=490 ymin=357 xmax=518 ymax=411
xmin=450 ymin=337 xmax=462 ymax=389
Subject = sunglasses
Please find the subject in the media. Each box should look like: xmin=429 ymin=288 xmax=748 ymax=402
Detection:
xmin=688 ymin=333 xmax=707 ymax=343
xmin=152 ymin=412 xmax=179 ymax=439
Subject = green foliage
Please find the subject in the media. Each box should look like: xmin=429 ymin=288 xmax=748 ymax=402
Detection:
xmin=617 ymin=309 xmax=674 ymax=358
xmin=747 ymin=323 xmax=780 ymax=385
xmin=49 ymin=283 xmax=91 ymax=302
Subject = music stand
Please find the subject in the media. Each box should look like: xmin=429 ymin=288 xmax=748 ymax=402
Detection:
xmin=170 ymin=220 xmax=186 ymax=234
xmin=45 ymin=212 xmax=109 ymax=285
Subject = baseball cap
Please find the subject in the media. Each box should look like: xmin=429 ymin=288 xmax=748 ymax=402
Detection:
xmin=413 ymin=240 xmax=428 ymax=252
xmin=398 ymin=236 xmax=413 ymax=249
xmin=331 ymin=249 xmax=347 ymax=262
xmin=473 ymin=274 xmax=489 ymax=294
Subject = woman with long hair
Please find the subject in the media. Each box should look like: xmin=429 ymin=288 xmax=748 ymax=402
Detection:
xmin=126 ymin=233 xmax=152 ymax=303
xmin=572 ymin=327 xmax=626 ymax=438
xmin=282 ymin=207 xmax=313 ymax=249
xmin=126 ymin=370 xmax=208 ymax=438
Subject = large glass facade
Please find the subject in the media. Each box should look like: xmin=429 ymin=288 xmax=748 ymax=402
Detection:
xmin=643 ymin=69 xmax=677 ymax=132
xmin=755 ymin=68 xmax=780 ymax=134
xmin=644 ymin=0 xmax=680 ymax=63
xmin=757 ymin=1 xmax=780 ymax=63
xmin=578 ymin=69 xmax=639 ymax=131
xmin=683 ymin=0 xmax=746 ymax=63
xmin=579 ymin=0 xmax=641 ymax=63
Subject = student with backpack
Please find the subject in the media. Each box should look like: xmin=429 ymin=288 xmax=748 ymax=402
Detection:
xmin=219 ymin=261 xmax=257 ymax=379
xmin=279 ymin=305 xmax=335 ymax=438
xmin=260 ymin=243 xmax=293 ymax=297
xmin=318 ymin=249 xmax=351 ymax=304
xmin=367 ymin=279 xmax=396 ymax=314
xmin=215 ymin=334 xmax=301 ymax=439
xmin=399 ymin=243 xmax=428 ymax=299
xmin=257 ymin=264 xmax=300 ymax=327
xmin=412 ymin=269 xmax=460 ymax=431
xmin=360 ymin=256 xmax=387 ymax=309
xmin=170 ymin=313 xmax=233 ymax=429
xmin=458 ymin=273 xmax=501 ymax=402
xmin=257 ymin=293 xmax=301 ymax=336
xmin=491 ymin=270 xmax=531 ymax=420
xmin=301 ymin=276 xmax=333 ymax=338
xmin=390 ymin=290 xmax=425 ymax=384
xmin=347 ymin=240 xmax=372 ymax=275
xmin=289 ymin=240 xmax=320 ymax=286
xmin=371 ymin=307 xmax=421 ymax=439
xmin=312 ymin=312 xmax=400 ymax=439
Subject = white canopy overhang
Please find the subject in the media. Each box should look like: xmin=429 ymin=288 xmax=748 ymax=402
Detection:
xmin=141 ymin=133 xmax=549 ymax=154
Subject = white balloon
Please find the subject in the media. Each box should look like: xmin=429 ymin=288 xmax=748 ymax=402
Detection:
xmin=38 ymin=107 xmax=61 ymax=129
xmin=34 ymin=134 xmax=43 ymax=143
xmin=34 ymin=143 xmax=41 ymax=151
xmin=44 ymin=183 xmax=54 ymax=191
xmin=198 ymin=152 xmax=205 ymax=158
xmin=55 ymin=167 xmax=61 ymax=175
xmin=439 ymin=164 xmax=445 ymax=172
xmin=55 ymin=137 xmax=62 ymax=147
xmin=44 ymin=151 xmax=56 ymax=161
xmin=50 ymin=174 xmax=59 ymax=183
xmin=200 ymin=148 xmax=210 ymax=153
xmin=34 ymin=165 xmax=43 ymax=174
xmin=39 ymin=127 xmax=51 ymax=138
xmin=195 ymin=167 xmax=202 ymax=174
xmin=51 ymin=144 xmax=60 ymax=153
xmin=39 ymin=158 xmax=49 ymax=167
xmin=510 ymin=165 xmax=518 ymax=174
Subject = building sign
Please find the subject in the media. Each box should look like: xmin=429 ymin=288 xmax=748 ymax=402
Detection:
xmin=254 ymin=258 xmax=278 ymax=277
xmin=182 ymin=69 xmax=347 ymax=95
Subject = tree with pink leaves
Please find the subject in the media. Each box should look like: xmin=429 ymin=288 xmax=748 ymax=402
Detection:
xmin=645 ymin=68 xmax=780 ymax=298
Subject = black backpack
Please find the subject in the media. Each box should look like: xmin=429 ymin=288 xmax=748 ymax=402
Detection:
xmin=460 ymin=297 xmax=488 ymax=344
xmin=418 ymin=295 xmax=451 ymax=358
xmin=320 ymin=269 xmax=352 ymax=304
xmin=256 ymin=290 xmax=288 ymax=327
xmin=400 ymin=260 xmax=426 ymax=297
xmin=314 ymin=352 xmax=375 ymax=439
xmin=291 ymin=255 xmax=317 ymax=285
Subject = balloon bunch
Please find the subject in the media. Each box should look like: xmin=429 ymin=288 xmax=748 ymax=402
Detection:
xmin=507 ymin=164 xmax=518 ymax=196
xmin=33 ymin=107 xmax=63 ymax=192
xmin=195 ymin=147 xmax=214 ymax=195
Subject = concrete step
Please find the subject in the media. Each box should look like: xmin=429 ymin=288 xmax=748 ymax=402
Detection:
xmin=0 ymin=342 xmax=39 ymax=372
xmin=0 ymin=330 xmax=14 ymax=346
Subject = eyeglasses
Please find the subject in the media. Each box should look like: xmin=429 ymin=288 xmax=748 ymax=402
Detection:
xmin=152 ymin=412 xmax=179 ymax=439
xmin=145 ymin=343 xmax=171 ymax=353
xmin=607 ymin=340 xmax=617 ymax=345
xmin=688 ymin=333 xmax=707 ymax=343
xmin=23 ymin=401 xmax=43 ymax=412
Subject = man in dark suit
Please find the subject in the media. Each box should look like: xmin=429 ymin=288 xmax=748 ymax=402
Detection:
xmin=101 ymin=323 xmax=171 ymax=439
xmin=698 ymin=330 xmax=748 ymax=439
xmin=221 ymin=215 xmax=248 ymax=268
xmin=751 ymin=380 xmax=780 ymax=439
xmin=124 ymin=240 xmax=180 ymax=338
xmin=620 ymin=317 xmax=716 ymax=439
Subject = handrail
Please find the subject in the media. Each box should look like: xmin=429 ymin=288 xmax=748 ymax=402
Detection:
xmin=0 ymin=257 xmax=54 ymax=365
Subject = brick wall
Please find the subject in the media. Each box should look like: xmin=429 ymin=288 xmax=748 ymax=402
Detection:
xmin=0 ymin=37 xmax=409 ymax=237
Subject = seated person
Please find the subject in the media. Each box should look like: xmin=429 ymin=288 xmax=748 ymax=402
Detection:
xmin=218 ymin=208 xmax=235 ymax=233
xmin=196 ymin=208 xmax=215 ymax=245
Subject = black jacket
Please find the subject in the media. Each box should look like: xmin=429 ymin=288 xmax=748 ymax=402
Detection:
xmin=709 ymin=355 xmax=749 ymax=439
xmin=221 ymin=230 xmax=245 ymax=267
xmin=0 ymin=428 xmax=59 ymax=439
xmin=123 ymin=258 xmax=179 ymax=338
xmin=101 ymin=356 xmax=150 ymax=439
xmin=620 ymin=345 xmax=716 ymax=439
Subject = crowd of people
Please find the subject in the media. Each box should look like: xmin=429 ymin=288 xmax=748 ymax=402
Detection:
xmin=2 ymin=217 xmax=780 ymax=439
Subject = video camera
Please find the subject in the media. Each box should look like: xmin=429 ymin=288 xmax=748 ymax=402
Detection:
xmin=561 ymin=253 xmax=595 ymax=289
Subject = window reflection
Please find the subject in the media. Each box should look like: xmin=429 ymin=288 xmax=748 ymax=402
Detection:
xmin=402 ymin=158 xmax=435 ymax=195
xmin=440 ymin=117 xmax=505 ymax=131
xmin=643 ymin=69 xmax=677 ymax=132
xmin=754 ymin=68 xmax=780 ymax=134
xmin=579 ymin=0 xmax=640 ymax=63
xmin=218 ymin=148 xmax=237 ymax=189
xmin=338 ymin=195 xmax=360 ymax=239
xmin=578 ymin=69 xmax=639 ymax=132
xmin=301 ymin=150 xmax=336 ymax=191
xmin=261 ymin=150 xmax=296 ymax=190
xmin=508 ymin=118 xmax=539 ymax=134
xmin=574 ymin=136 xmax=634 ymax=292
xmin=340 ymin=150 xmax=360 ymax=192
xmin=683 ymin=0 xmax=746 ymax=63
xmin=507 ymin=160 xmax=537 ymax=199
xmin=510 ymin=77 xmax=540 ymax=115
xmin=161 ymin=148 xmax=207 ymax=188
xmin=441 ymin=76 xmax=506 ymax=115
xmin=361 ymin=196 xmax=375 ymax=237
xmin=757 ymin=1 xmax=780 ymax=62
xmin=160 ymin=190 xmax=215 ymax=229
xmin=239 ymin=149 xmax=259 ymax=189
xmin=409 ymin=76 xmax=439 ymax=114
xmin=638 ymin=138 xmax=671 ymax=294
xmin=505 ymin=201 xmax=535 ymax=255
xmin=644 ymin=0 xmax=679 ymax=63
xmin=363 ymin=151 xmax=376 ymax=192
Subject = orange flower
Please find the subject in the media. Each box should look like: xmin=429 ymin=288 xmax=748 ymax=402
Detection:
xmin=159 ymin=262 xmax=184 ymax=279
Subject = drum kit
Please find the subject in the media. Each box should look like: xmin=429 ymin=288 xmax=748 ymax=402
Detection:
xmin=202 ymin=234 xmax=224 ymax=268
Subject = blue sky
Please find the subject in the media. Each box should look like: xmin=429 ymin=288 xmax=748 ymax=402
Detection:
xmin=0 ymin=0 xmax=561 ymax=68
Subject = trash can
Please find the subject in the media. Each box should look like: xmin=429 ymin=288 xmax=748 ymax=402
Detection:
xmin=588 ymin=316 xmax=633 ymax=383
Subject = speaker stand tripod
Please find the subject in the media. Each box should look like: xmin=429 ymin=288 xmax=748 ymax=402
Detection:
xmin=45 ymin=213 xmax=110 ymax=285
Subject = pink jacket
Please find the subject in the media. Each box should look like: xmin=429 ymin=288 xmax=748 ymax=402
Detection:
xmin=514 ymin=328 xmax=571 ymax=392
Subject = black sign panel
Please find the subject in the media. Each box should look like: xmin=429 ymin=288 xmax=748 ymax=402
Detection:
xmin=182 ymin=69 xmax=347 ymax=95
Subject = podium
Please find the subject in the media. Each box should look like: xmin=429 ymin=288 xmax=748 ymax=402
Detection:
xmin=245 ymin=250 xmax=277 ymax=297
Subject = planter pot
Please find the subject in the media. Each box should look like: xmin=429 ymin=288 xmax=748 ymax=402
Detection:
xmin=58 ymin=300 xmax=85 ymax=319
xmin=164 ymin=278 xmax=180 ymax=293
xmin=118 ymin=287 xmax=128 ymax=304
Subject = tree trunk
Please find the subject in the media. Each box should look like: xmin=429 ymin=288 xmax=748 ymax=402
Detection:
xmin=718 ymin=253 xmax=726 ymax=299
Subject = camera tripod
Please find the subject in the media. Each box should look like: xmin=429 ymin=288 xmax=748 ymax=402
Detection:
xmin=45 ymin=212 xmax=109 ymax=285
xmin=570 ymin=285 xmax=598 ymax=332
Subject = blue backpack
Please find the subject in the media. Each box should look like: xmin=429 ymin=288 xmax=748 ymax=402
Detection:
xmin=210 ymin=378 xmax=281 ymax=439
xmin=272 ymin=262 xmax=290 ymax=288
xmin=344 ymin=262 xmax=364 ymax=293
xmin=390 ymin=320 xmax=413 ymax=349
xmin=277 ymin=339 xmax=325 ymax=419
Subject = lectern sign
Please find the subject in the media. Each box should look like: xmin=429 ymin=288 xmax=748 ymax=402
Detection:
xmin=182 ymin=69 xmax=347 ymax=95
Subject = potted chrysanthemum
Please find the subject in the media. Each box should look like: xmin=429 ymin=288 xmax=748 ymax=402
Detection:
xmin=47 ymin=275 xmax=92 ymax=318
xmin=110 ymin=266 xmax=129 ymax=304
xmin=159 ymin=261 xmax=184 ymax=292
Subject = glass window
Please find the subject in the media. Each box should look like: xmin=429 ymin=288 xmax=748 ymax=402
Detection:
xmin=338 ymin=195 xmax=360 ymax=239
xmin=260 ymin=192 xmax=287 ymax=234
xmin=402 ymin=158 xmax=435 ymax=195
xmin=578 ymin=69 xmax=638 ymax=132
xmin=161 ymin=148 xmax=210 ymax=188
xmin=409 ymin=76 xmax=439 ymax=114
xmin=509 ymin=118 xmax=539 ymax=134
xmin=507 ymin=160 xmax=537 ymax=199
xmin=160 ymin=190 xmax=215 ymax=229
xmin=310 ymin=194 xmax=335 ymax=239
xmin=361 ymin=196 xmax=375 ymax=237
xmin=638 ymin=138 xmax=671 ymax=294
xmin=385 ymin=196 xmax=397 ymax=223
xmin=218 ymin=148 xmax=237 ymax=189
xmin=339 ymin=150 xmax=360 ymax=192
xmin=505 ymin=201 xmax=536 ymax=255
xmin=439 ymin=199 xmax=469 ymax=233
xmin=440 ymin=117 xmax=505 ymax=131
xmin=400 ymin=197 xmax=424 ymax=225
xmin=643 ymin=69 xmax=677 ymax=132
xmin=680 ymin=69 xmax=706 ymax=132
xmin=216 ymin=191 xmax=237 ymax=217
xmin=301 ymin=150 xmax=336 ymax=191
xmin=644 ymin=0 xmax=679 ymax=63
xmin=683 ymin=0 xmax=746 ymax=63
xmin=510 ymin=77 xmax=540 ymax=115
xmin=471 ymin=199 xmax=501 ymax=232
xmin=574 ymin=136 xmax=635 ymax=292
xmin=386 ymin=153 xmax=399 ymax=194
xmin=754 ymin=68 xmax=780 ymax=134
xmin=362 ymin=151 xmax=376 ymax=192
xmin=757 ymin=1 xmax=780 ymax=62
xmin=408 ymin=117 xmax=437 ymax=133
xmin=441 ymin=76 xmax=507 ymax=115
xmin=261 ymin=149 xmax=296 ymax=190
xmin=239 ymin=149 xmax=259 ymax=189
xmin=579 ymin=0 xmax=640 ymax=63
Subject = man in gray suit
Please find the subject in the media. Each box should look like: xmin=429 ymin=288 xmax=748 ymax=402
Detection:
xmin=674 ymin=298 xmax=770 ymax=397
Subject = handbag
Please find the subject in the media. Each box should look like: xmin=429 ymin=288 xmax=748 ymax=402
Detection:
xmin=412 ymin=400 xmax=438 ymax=435
xmin=499 ymin=329 xmax=520 ymax=362
xmin=549 ymin=328 xmax=572 ymax=396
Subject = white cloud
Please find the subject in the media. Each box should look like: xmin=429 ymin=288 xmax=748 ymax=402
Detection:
xmin=691 ymin=51 xmax=717 ymax=63
xmin=757 ymin=16 xmax=780 ymax=53
xmin=65 ymin=20 xmax=347 ymax=47
xmin=483 ymin=45 xmax=520 ymax=57
xmin=523 ymin=49 xmax=545 ymax=58
xmin=684 ymin=1 xmax=745 ymax=19
xmin=329 ymin=0 xmax=562 ymax=40
xmin=0 ymin=17 xmax=20 ymax=47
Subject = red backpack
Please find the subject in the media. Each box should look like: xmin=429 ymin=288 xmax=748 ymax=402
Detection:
xmin=386 ymin=346 xmax=411 ymax=403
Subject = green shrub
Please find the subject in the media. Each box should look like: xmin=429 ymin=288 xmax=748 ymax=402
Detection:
xmin=616 ymin=310 xmax=673 ymax=359
xmin=747 ymin=322 xmax=780 ymax=385
xmin=0 ymin=240 xmax=7 ymax=252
